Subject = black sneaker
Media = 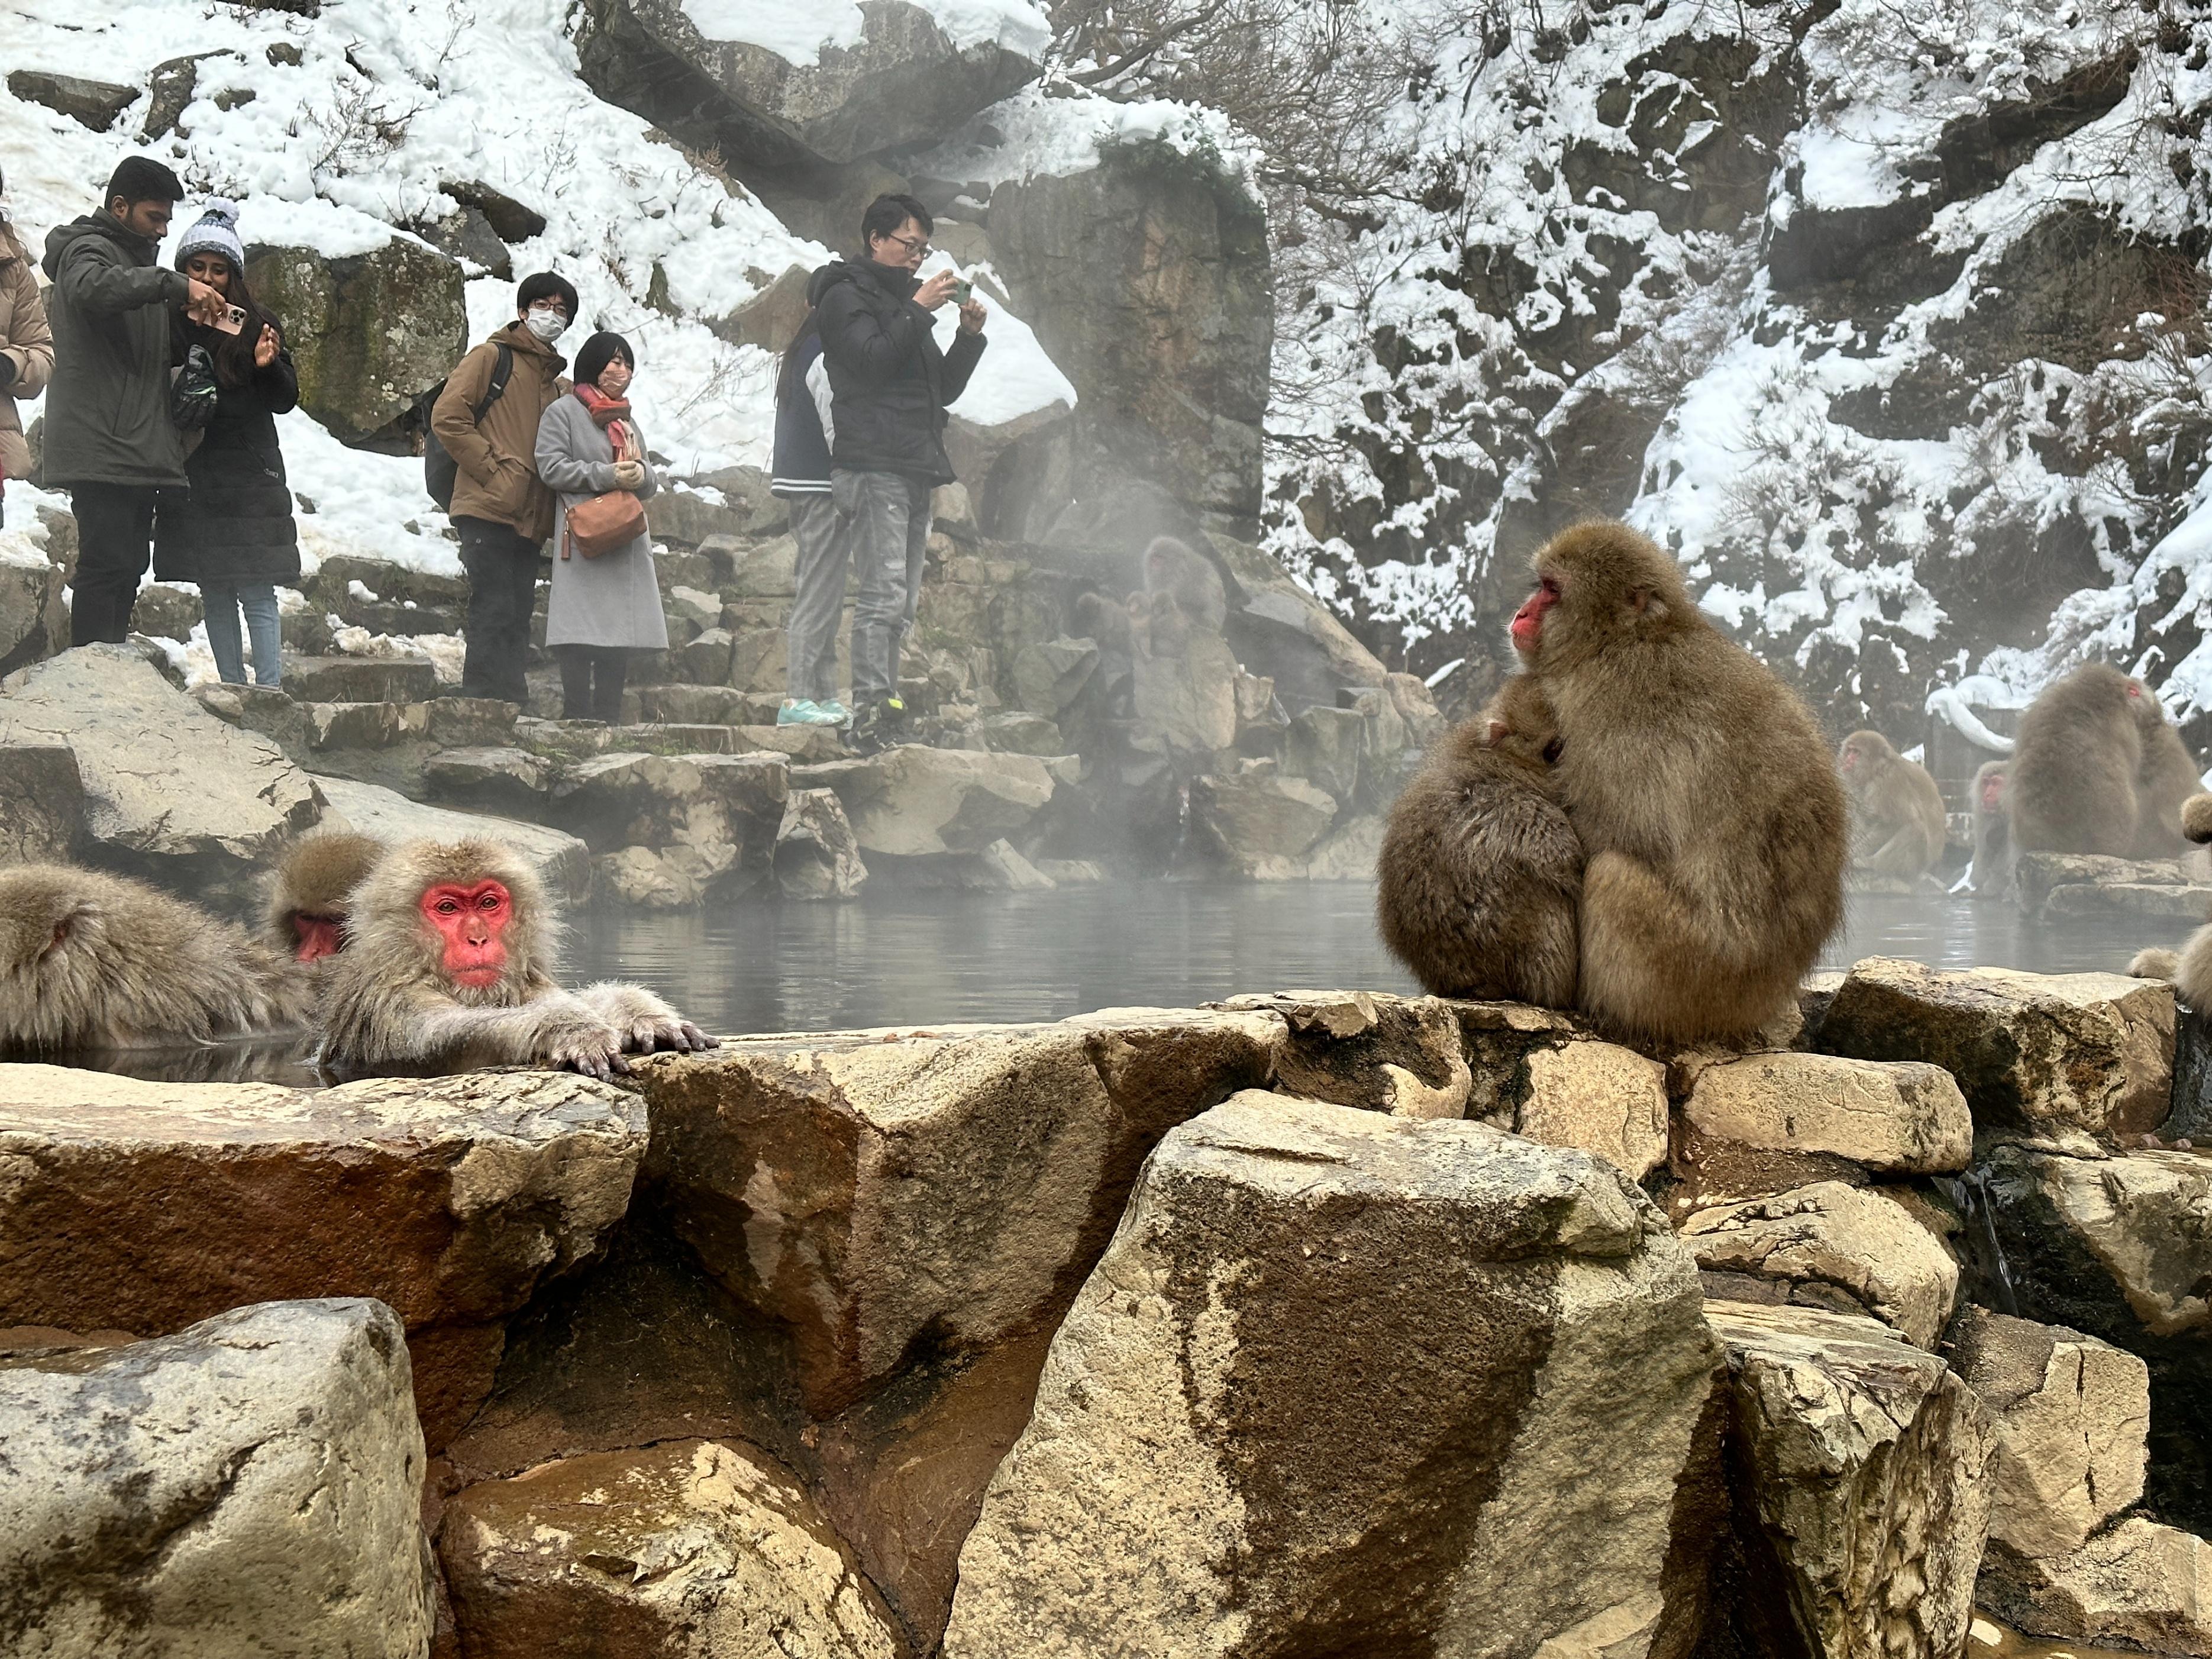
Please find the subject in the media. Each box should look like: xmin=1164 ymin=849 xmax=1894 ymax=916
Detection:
xmin=848 ymin=699 xmax=893 ymax=757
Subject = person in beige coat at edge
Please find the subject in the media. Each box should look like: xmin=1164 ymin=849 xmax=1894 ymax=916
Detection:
xmin=0 ymin=169 xmax=56 ymax=501
xmin=534 ymin=330 xmax=666 ymax=722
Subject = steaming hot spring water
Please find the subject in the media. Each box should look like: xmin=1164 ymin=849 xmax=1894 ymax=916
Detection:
xmin=43 ymin=881 xmax=2173 ymax=1087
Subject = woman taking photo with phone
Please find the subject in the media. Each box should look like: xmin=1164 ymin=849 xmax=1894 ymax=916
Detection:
xmin=152 ymin=200 xmax=299 ymax=686
xmin=533 ymin=330 xmax=666 ymax=722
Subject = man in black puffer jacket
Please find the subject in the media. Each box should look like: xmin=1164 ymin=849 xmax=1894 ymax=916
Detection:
xmin=815 ymin=193 xmax=987 ymax=753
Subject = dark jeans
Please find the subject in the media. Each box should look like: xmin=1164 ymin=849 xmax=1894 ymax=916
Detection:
xmin=555 ymin=644 xmax=627 ymax=724
xmin=70 ymin=483 xmax=162 ymax=645
xmin=455 ymin=516 xmax=542 ymax=702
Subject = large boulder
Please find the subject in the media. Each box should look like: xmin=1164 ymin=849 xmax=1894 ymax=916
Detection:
xmin=576 ymin=0 xmax=1043 ymax=169
xmin=0 ymin=1299 xmax=434 ymax=1657
xmin=310 ymin=773 xmax=594 ymax=906
xmin=0 ymin=532 xmax=66 ymax=676
xmin=1696 ymin=1300 xmax=1997 ymax=1658
xmin=1683 ymin=1182 xmax=1962 ymax=1348
xmin=990 ymin=137 xmax=1272 ymax=534
xmin=0 ymin=645 xmax=322 ymax=899
xmin=1816 ymin=957 xmax=2175 ymax=1141
xmin=1948 ymin=1306 xmax=2149 ymax=1561
xmin=774 ymin=785 xmax=868 ymax=899
xmin=809 ymin=745 xmax=1057 ymax=861
xmin=439 ymin=1438 xmax=902 ymax=1658
xmin=942 ymin=1093 xmax=1717 ymax=1656
xmin=0 ymin=742 xmax=83 ymax=862
xmin=0 ymin=1066 xmax=646 ymax=1446
xmin=1979 ymin=1518 xmax=2212 ymax=1657
xmin=1676 ymin=1051 xmax=1974 ymax=1205
xmin=246 ymin=236 xmax=469 ymax=445
xmin=1971 ymin=1141 xmax=2212 ymax=1529
xmin=1189 ymin=765 xmax=1338 ymax=875
xmin=553 ymin=750 xmax=789 ymax=900
xmin=634 ymin=1008 xmax=1284 ymax=1415
xmin=1213 ymin=989 xmax=1470 ymax=1119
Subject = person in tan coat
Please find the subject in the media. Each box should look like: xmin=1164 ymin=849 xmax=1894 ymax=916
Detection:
xmin=430 ymin=271 xmax=574 ymax=703
xmin=0 ymin=173 xmax=54 ymax=496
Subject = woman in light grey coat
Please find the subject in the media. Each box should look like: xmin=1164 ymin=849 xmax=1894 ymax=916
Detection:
xmin=534 ymin=330 xmax=667 ymax=722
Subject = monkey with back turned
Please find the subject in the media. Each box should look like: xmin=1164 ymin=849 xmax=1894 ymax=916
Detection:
xmin=2011 ymin=663 xmax=2204 ymax=859
xmin=1377 ymin=674 xmax=1582 ymax=1005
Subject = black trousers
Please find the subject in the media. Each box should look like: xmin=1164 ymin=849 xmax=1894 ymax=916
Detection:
xmin=70 ymin=483 xmax=162 ymax=645
xmin=454 ymin=516 xmax=542 ymax=703
xmin=555 ymin=644 xmax=628 ymax=724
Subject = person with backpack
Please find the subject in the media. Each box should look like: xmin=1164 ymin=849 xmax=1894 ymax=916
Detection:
xmin=41 ymin=157 xmax=230 ymax=644
xmin=151 ymin=202 xmax=298 ymax=687
xmin=430 ymin=272 xmax=575 ymax=703
xmin=770 ymin=270 xmax=853 ymax=730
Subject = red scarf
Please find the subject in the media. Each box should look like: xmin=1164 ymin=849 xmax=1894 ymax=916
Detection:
xmin=573 ymin=382 xmax=635 ymax=461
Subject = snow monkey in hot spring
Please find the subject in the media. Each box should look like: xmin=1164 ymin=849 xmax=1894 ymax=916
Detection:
xmin=316 ymin=837 xmax=718 ymax=1077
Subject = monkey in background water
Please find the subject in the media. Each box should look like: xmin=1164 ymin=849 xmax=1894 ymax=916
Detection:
xmin=1838 ymin=730 xmax=1948 ymax=880
xmin=317 ymin=837 xmax=717 ymax=1078
xmin=1968 ymin=761 xmax=2014 ymax=899
xmin=1376 ymin=674 xmax=1581 ymax=1005
xmin=264 ymin=829 xmax=383 ymax=966
xmin=0 ymin=863 xmax=313 ymax=1050
xmin=1509 ymin=519 xmax=1846 ymax=1046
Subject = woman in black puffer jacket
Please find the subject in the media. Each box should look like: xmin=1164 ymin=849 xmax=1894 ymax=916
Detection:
xmin=153 ymin=202 xmax=299 ymax=687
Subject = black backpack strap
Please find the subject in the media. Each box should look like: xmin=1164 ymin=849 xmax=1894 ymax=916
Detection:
xmin=472 ymin=344 xmax=514 ymax=424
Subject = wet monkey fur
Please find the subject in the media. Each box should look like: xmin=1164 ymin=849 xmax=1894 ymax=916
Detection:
xmin=264 ymin=830 xmax=382 ymax=965
xmin=0 ymin=863 xmax=312 ymax=1050
xmin=316 ymin=837 xmax=718 ymax=1077
xmin=2011 ymin=663 xmax=2203 ymax=858
xmin=1510 ymin=520 xmax=1846 ymax=1046
xmin=2128 ymin=793 xmax=2212 ymax=998
xmin=1969 ymin=761 xmax=2015 ymax=899
xmin=1838 ymin=730 xmax=1948 ymax=880
xmin=1376 ymin=673 xmax=1582 ymax=1005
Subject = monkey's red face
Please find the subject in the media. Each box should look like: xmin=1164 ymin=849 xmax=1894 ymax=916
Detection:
xmin=1981 ymin=773 xmax=2005 ymax=812
xmin=292 ymin=913 xmax=343 ymax=963
xmin=422 ymin=881 xmax=511 ymax=987
xmin=1511 ymin=577 xmax=1559 ymax=657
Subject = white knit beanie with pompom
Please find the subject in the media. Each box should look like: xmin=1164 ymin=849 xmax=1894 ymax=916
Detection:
xmin=174 ymin=199 xmax=245 ymax=273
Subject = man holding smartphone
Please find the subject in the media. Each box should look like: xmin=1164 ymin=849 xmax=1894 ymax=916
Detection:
xmin=41 ymin=158 xmax=231 ymax=645
xmin=814 ymin=193 xmax=987 ymax=754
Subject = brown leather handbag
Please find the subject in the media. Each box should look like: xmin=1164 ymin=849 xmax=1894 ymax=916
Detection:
xmin=563 ymin=489 xmax=645 ymax=559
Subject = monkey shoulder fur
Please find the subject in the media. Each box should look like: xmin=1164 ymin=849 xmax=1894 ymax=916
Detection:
xmin=2011 ymin=663 xmax=2202 ymax=858
xmin=316 ymin=837 xmax=717 ymax=1079
xmin=2129 ymin=792 xmax=2212 ymax=1002
xmin=0 ymin=863 xmax=313 ymax=1050
xmin=1509 ymin=519 xmax=1846 ymax=1046
xmin=1377 ymin=676 xmax=1581 ymax=1005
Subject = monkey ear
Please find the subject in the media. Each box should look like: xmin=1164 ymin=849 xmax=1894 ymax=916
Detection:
xmin=1630 ymin=588 xmax=1669 ymax=622
xmin=1485 ymin=719 xmax=1510 ymax=747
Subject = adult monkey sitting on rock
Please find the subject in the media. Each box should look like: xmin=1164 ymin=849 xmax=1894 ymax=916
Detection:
xmin=2011 ymin=663 xmax=2203 ymax=859
xmin=1507 ymin=520 xmax=1846 ymax=1045
xmin=1838 ymin=729 xmax=1948 ymax=882
xmin=317 ymin=838 xmax=717 ymax=1078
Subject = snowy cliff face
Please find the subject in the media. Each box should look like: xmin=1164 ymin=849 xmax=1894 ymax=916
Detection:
xmin=1251 ymin=0 xmax=2212 ymax=738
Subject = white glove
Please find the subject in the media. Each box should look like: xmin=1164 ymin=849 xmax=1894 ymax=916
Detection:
xmin=612 ymin=459 xmax=645 ymax=490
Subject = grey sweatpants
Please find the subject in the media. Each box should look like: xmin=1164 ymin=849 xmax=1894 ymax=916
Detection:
xmin=784 ymin=492 xmax=851 ymax=704
xmin=834 ymin=467 xmax=932 ymax=702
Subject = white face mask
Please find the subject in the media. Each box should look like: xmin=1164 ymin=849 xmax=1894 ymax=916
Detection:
xmin=524 ymin=308 xmax=567 ymax=343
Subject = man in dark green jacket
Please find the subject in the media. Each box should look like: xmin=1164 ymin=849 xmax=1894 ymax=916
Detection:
xmin=41 ymin=156 xmax=228 ymax=644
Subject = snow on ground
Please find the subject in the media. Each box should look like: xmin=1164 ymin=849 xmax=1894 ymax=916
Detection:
xmin=680 ymin=0 xmax=1049 ymax=64
xmin=0 ymin=0 xmax=1078 ymax=576
xmin=912 ymin=80 xmax=1252 ymax=191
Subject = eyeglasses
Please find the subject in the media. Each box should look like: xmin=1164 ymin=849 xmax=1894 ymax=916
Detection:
xmin=881 ymin=231 xmax=931 ymax=257
xmin=528 ymin=299 xmax=570 ymax=318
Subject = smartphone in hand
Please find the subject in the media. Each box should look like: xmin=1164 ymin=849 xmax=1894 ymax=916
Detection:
xmin=950 ymin=276 xmax=973 ymax=305
xmin=212 ymin=302 xmax=248 ymax=335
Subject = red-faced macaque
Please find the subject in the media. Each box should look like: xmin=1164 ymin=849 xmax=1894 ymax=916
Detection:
xmin=2011 ymin=663 xmax=2201 ymax=858
xmin=1838 ymin=730 xmax=1948 ymax=880
xmin=1509 ymin=520 xmax=1846 ymax=1045
xmin=1968 ymin=760 xmax=2014 ymax=899
xmin=1139 ymin=536 xmax=1228 ymax=632
xmin=315 ymin=838 xmax=717 ymax=1078
xmin=264 ymin=830 xmax=382 ymax=966
xmin=1376 ymin=674 xmax=1581 ymax=1005
xmin=0 ymin=863 xmax=312 ymax=1050
xmin=2129 ymin=793 xmax=2212 ymax=998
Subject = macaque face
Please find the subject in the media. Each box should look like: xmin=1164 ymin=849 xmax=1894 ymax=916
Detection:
xmin=1510 ymin=576 xmax=1560 ymax=657
xmin=422 ymin=880 xmax=512 ymax=988
xmin=1980 ymin=771 xmax=2005 ymax=812
xmin=292 ymin=913 xmax=344 ymax=963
